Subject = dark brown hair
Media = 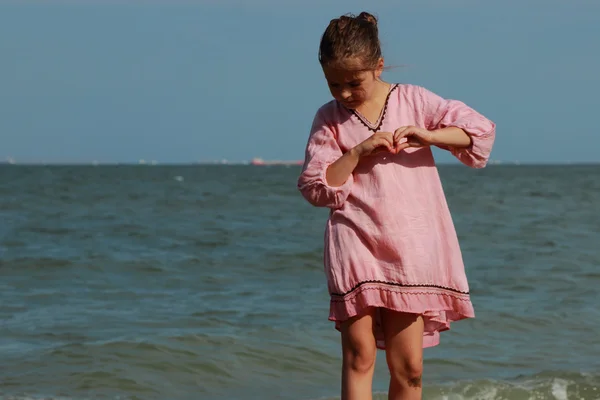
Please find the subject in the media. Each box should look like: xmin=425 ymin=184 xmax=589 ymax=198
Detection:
xmin=318 ymin=12 xmax=382 ymax=70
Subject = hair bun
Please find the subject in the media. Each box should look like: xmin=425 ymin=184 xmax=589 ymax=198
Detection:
xmin=357 ymin=12 xmax=378 ymax=27
xmin=336 ymin=15 xmax=352 ymax=30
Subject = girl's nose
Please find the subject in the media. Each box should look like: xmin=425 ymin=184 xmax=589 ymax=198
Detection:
xmin=341 ymin=89 xmax=352 ymax=100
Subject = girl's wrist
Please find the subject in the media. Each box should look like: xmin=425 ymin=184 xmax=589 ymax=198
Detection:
xmin=428 ymin=129 xmax=443 ymax=145
xmin=349 ymin=145 xmax=363 ymax=159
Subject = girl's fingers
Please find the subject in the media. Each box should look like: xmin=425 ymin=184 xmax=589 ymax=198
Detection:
xmin=407 ymin=137 xmax=423 ymax=147
xmin=384 ymin=133 xmax=395 ymax=148
xmin=393 ymin=127 xmax=409 ymax=142
xmin=395 ymin=142 xmax=411 ymax=152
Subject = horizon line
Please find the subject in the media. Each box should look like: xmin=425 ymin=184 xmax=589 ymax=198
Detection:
xmin=1 ymin=161 xmax=599 ymax=167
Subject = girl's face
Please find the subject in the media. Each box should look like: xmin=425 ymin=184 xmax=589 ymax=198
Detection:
xmin=322 ymin=57 xmax=384 ymax=109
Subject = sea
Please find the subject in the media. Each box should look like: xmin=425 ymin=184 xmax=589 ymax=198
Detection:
xmin=0 ymin=163 xmax=599 ymax=400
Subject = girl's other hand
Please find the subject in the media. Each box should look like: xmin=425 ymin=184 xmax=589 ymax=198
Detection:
xmin=393 ymin=126 xmax=436 ymax=152
xmin=354 ymin=132 xmax=396 ymax=157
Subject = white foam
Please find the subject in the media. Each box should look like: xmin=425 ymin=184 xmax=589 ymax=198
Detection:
xmin=551 ymin=378 xmax=568 ymax=400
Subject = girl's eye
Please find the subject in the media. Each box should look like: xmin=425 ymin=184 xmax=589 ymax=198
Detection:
xmin=349 ymin=82 xmax=361 ymax=88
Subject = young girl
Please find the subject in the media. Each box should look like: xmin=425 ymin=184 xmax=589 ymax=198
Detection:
xmin=297 ymin=12 xmax=496 ymax=400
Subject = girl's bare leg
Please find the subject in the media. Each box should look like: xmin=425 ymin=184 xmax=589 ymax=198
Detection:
xmin=381 ymin=310 xmax=424 ymax=400
xmin=339 ymin=307 xmax=378 ymax=400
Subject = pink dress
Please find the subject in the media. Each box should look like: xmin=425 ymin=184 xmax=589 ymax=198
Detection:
xmin=297 ymin=83 xmax=496 ymax=349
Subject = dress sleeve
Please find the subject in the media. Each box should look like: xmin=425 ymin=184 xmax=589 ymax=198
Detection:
xmin=420 ymin=86 xmax=496 ymax=168
xmin=297 ymin=109 xmax=353 ymax=209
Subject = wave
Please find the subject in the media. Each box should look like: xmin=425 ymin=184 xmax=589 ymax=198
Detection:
xmin=311 ymin=371 xmax=600 ymax=400
xmin=2 ymin=371 xmax=598 ymax=400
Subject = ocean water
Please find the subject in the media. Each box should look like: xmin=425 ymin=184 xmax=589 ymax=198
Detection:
xmin=0 ymin=164 xmax=599 ymax=400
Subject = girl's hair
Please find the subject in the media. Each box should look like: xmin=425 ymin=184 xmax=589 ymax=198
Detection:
xmin=318 ymin=12 xmax=382 ymax=70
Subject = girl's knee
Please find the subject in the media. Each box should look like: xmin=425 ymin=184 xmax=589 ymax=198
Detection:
xmin=340 ymin=310 xmax=378 ymax=374
xmin=386 ymin=353 xmax=423 ymax=383
xmin=344 ymin=341 xmax=377 ymax=373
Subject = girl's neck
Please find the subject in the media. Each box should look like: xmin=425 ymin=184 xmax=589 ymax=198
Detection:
xmin=354 ymin=80 xmax=392 ymax=125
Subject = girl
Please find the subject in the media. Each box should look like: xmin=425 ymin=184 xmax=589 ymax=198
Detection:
xmin=297 ymin=12 xmax=496 ymax=400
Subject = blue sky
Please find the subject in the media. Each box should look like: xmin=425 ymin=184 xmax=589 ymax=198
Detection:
xmin=1 ymin=0 xmax=599 ymax=164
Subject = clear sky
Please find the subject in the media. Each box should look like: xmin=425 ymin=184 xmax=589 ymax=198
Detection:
xmin=1 ymin=0 xmax=599 ymax=164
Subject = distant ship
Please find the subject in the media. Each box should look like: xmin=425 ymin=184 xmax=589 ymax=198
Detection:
xmin=250 ymin=158 xmax=303 ymax=166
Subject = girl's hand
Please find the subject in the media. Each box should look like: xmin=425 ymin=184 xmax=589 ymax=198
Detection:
xmin=393 ymin=126 xmax=436 ymax=152
xmin=354 ymin=132 xmax=395 ymax=157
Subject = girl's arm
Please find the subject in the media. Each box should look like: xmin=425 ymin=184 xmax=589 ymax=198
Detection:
xmin=326 ymin=131 xmax=395 ymax=187
xmin=297 ymin=110 xmax=354 ymax=208
xmin=430 ymin=126 xmax=472 ymax=148
xmin=325 ymin=147 xmax=361 ymax=187
xmin=420 ymin=86 xmax=496 ymax=168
